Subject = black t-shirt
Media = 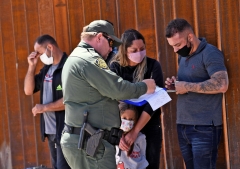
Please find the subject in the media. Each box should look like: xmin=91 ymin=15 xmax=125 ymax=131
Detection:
xmin=110 ymin=57 xmax=164 ymax=127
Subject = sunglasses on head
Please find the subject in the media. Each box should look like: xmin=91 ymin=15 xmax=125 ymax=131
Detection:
xmin=101 ymin=32 xmax=114 ymax=47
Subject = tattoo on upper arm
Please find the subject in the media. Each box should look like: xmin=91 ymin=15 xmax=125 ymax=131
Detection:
xmin=199 ymin=71 xmax=228 ymax=92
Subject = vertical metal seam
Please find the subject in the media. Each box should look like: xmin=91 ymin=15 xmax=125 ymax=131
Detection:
xmin=215 ymin=1 xmax=230 ymax=169
xmin=160 ymin=109 xmax=168 ymax=169
xmin=37 ymin=0 xmax=41 ymax=35
xmin=172 ymin=0 xmax=176 ymax=19
xmin=115 ymin=0 xmax=120 ymax=37
xmin=161 ymin=1 xmax=170 ymax=167
xmin=192 ymin=0 xmax=199 ymax=37
xmin=215 ymin=0 xmax=222 ymax=50
xmin=171 ymin=0 xmax=178 ymax=77
xmin=66 ymin=0 xmax=72 ymax=52
xmin=10 ymin=0 xmax=19 ymax=167
xmin=162 ymin=0 xmax=169 ymax=77
xmin=51 ymin=0 xmax=56 ymax=38
xmin=0 ymin=2 xmax=12 ymax=168
xmin=99 ymin=0 xmax=102 ymax=19
xmin=222 ymin=95 xmax=230 ymax=169
xmin=153 ymin=0 xmax=167 ymax=167
xmin=153 ymin=0 xmax=160 ymax=62
xmin=134 ymin=0 xmax=138 ymax=30
xmin=22 ymin=0 xmax=29 ymax=167
xmin=23 ymin=0 xmax=29 ymax=55
xmin=82 ymin=0 xmax=86 ymax=25
xmin=35 ymin=0 xmax=40 ymax=164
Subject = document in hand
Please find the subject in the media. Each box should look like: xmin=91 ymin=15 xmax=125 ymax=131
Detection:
xmin=123 ymin=87 xmax=172 ymax=111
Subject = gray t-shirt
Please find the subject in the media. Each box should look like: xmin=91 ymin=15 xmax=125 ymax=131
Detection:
xmin=115 ymin=132 xmax=148 ymax=169
xmin=43 ymin=64 xmax=59 ymax=134
xmin=177 ymin=38 xmax=227 ymax=126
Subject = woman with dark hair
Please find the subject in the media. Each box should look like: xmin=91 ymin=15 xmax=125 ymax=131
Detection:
xmin=110 ymin=29 xmax=163 ymax=169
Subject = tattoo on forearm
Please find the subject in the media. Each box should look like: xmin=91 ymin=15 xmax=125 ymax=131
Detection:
xmin=184 ymin=83 xmax=197 ymax=92
xmin=199 ymin=71 xmax=227 ymax=92
xmin=183 ymin=71 xmax=228 ymax=92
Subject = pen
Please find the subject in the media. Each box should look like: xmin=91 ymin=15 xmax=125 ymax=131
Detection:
xmin=166 ymin=90 xmax=176 ymax=93
xmin=150 ymin=72 xmax=153 ymax=79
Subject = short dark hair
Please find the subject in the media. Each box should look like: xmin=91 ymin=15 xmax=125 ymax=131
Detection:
xmin=165 ymin=18 xmax=193 ymax=38
xmin=118 ymin=102 xmax=139 ymax=120
xmin=35 ymin=34 xmax=58 ymax=47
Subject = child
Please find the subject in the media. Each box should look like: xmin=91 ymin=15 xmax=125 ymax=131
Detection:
xmin=116 ymin=102 xmax=149 ymax=169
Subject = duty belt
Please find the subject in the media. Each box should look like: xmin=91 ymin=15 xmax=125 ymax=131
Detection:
xmin=62 ymin=111 xmax=123 ymax=157
xmin=63 ymin=124 xmax=111 ymax=141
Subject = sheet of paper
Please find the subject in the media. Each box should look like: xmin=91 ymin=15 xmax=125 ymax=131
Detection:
xmin=147 ymin=89 xmax=172 ymax=110
xmin=124 ymin=87 xmax=172 ymax=110
xmin=128 ymin=87 xmax=162 ymax=103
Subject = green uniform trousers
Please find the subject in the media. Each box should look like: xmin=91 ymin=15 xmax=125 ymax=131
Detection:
xmin=61 ymin=132 xmax=116 ymax=169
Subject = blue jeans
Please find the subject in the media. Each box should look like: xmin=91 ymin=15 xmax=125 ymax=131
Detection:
xmin=177 ymin=124 xmax=222 ymax=169
xmin=47 ymin=134 xmax=71 ymax=169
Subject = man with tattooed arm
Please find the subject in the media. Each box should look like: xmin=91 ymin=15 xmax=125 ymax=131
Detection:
xmin=165 ymin=18 xmax=228 ymax=169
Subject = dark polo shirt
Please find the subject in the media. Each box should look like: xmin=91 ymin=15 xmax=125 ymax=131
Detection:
xmin=177 ymin=38 xmax=227 ymax=126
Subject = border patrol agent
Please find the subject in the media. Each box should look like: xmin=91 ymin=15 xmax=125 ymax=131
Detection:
xmin=60 ymin=20 xmax=156 ymax=169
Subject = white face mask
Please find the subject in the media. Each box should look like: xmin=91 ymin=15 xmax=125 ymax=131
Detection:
xmin=40 ymin=48 xmax=53 ymax=65
xmin=120 ymin=119 xmax=134 ymax=132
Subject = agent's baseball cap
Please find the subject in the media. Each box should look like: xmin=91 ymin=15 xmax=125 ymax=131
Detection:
xmin=86 ymin=20 xmax=122 ymax=47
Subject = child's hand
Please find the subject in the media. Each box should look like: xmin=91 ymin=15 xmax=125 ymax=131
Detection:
xmin=119 ymin=135 xmax=130 ymax=151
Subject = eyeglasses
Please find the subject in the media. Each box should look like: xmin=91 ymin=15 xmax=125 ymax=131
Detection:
xmin=102 ymin=33 xmax=114 ymax=47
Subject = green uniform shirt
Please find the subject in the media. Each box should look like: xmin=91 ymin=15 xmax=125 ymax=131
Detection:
xmin=62 ymin=42 xmax=147 ymax=130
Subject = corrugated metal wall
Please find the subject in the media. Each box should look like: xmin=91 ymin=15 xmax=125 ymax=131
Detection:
xmin=0 ymin=0 xmax=239 ymax=168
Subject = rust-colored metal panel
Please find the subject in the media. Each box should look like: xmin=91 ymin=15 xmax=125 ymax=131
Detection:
xmin=82 ymin=0 xmax=100 ymax=25
xmin=135 ymin=0 xmax=157 ymax=60
xmin=30 ymin=0 xmax=53 ymax=167
xmin=117 ymin=0 xmax=136 ymax=34
xmin=38 ymin=0 xmax=55 ymax=36
xmin=153 ymin=0 xmax=180 ymax=167
xmin=24 ymin=0 xmax=42 ymax=166
xmin=67 ymin=0 xmax=84 ymax=51
xmin=99 ymin=0 xmax=119 ymax=36
xmin=25 ymin=0 xmax=51 ymax=167
xmin=38 ymin=1 xmax=60 ymax=166
xmin=196 ymin=0 xmax=218 ymax=47
xmin=53 ymin=0 xmax=70 ymax=52
xmin=11 ymin=0 xmax=37 ymax=168
xmin=135 ymin=1 xmax=165 ymax=168
xmin=220 ymin=0 xmax=240 ymax=169
xmin=156 ymin=0 xmax=185 ymax=168
xmin=194 ymin=1 xmax=226 ymax=168
xmin=1 ymin=0 xmax=25 ymax=168
xmin=174 ymin=0 xmax=194 ymax=24
xmin=0 ymin=4 xmax=11 ymax=168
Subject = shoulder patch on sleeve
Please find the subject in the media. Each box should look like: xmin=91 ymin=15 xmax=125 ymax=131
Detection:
xmin=95 ymin=58 xmax=109 ymax=69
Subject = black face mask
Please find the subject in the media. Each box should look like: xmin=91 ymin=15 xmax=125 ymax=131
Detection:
xmin=176 ymin=39 xmax=191 ymax=57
